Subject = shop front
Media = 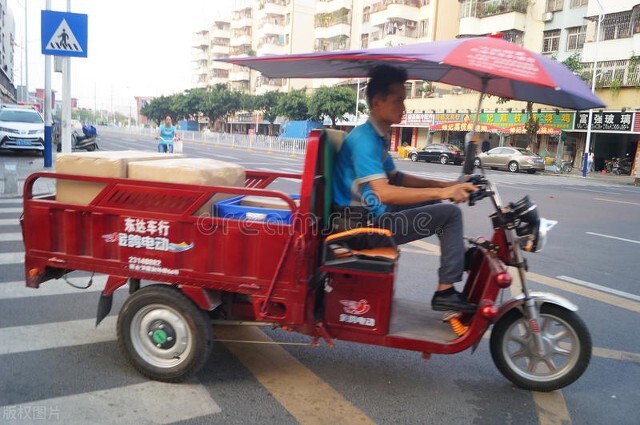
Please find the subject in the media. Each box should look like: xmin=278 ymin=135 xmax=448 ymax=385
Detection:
xmin=571 ymin=111 xmax=638 ymax=174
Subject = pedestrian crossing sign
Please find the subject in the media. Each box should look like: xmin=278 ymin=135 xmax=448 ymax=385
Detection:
xmin=41 ymin=10 xmax=88 ymax=58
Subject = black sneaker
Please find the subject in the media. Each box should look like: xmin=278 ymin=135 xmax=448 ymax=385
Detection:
xmin=431 ymin=290 xmax=477 ymax=314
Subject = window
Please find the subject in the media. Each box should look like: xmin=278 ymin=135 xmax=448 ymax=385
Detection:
xmin=459 ymin=0 xmax=478 ymax=18
xmin=601 ymin=12 xmax=632 ymax=41
xmin=363 ymin=6 xmax=370 ymax=23
xmin=542 ymin=30 xmax=560 ymax=53
xmin=419 ymin=19 xmax=429 ymax=38
xmin=546 ymin=0 xmax=563 ymax=12
xmin=566 ymin=26 xmax=586 ymax=51
xmin=502 ymin=30 xmax=524 ymax=46
xmin=570 ymin=0 xmax=588 ymax=7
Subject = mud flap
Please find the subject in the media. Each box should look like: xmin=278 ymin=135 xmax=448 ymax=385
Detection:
xmin=96 ymin=294 xmax=112 ymax=326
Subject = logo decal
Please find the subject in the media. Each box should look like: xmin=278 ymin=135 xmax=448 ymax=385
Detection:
xmin=340 ymin=299 xmax=371 ymax=315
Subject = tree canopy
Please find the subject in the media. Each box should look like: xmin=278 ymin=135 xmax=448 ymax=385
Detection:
xmin=308 ymin=86 xmax=357 ymax=127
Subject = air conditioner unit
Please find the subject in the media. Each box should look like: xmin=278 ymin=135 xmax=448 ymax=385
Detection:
xmin=542 ymin=12 xmax=553 ymax=22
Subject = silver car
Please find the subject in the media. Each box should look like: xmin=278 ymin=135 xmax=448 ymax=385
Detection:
xmin=474 ymin=147 xmax=545 ymax=174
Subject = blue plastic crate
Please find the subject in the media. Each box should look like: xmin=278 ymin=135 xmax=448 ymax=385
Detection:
xmin=215 ymin=194 xmax=299 ymax=224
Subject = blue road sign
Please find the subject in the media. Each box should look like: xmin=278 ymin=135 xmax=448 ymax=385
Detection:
xmin=41 ymin=11 xmax=88 ymax=58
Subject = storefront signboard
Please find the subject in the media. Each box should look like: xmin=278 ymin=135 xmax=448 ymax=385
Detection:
xmin=574 ymin=112 xmax=633 ymax=132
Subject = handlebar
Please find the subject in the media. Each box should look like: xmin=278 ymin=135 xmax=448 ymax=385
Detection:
xmin=467 ymin=174 xmax=493 ymax=207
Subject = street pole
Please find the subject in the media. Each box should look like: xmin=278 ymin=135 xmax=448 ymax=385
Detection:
xmin=44 ymin=0 xmax=52 ymax=167
xmin=61 ymin=1 xmax=73 ymax=153
xmin=24 ymin=0 xmax=28 ymax=102
xmin=583 ymin=3 xmax=603 ymax=177
xmin=43 ymin=0 xmax=52 ymax=168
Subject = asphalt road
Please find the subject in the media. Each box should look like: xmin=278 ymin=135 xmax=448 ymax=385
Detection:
xmin=0 ymin=130 xmax=638 ymax=424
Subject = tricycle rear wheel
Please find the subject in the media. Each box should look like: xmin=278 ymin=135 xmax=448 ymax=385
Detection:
xmin=490 ymin=304 xmax=591 ymax=392
xmin=117 ymin=284 xmax=213 ymax=382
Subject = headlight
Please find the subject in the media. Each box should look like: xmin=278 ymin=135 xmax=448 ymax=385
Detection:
xmin=0 ymin=126 xmax=19 ymax=134
xmin=507 ymin=196 xmax=557 ymax=252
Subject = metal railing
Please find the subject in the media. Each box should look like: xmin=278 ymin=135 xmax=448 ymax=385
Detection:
xmin=106 ymin=127 xmax=309 ymax=156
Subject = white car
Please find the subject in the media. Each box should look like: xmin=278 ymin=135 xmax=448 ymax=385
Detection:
xmin=0 ymin=105 xmax=45 ymax=153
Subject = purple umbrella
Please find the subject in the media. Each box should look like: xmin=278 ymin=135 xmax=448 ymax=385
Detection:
xmin=219 ymin=37 xmax=604 ymax=111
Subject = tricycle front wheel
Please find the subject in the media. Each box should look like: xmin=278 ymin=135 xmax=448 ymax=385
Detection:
xmin=117 ymin=284 xmax=213 ymax=382
xmin=490 ymin=304 xmax=591 ymax=392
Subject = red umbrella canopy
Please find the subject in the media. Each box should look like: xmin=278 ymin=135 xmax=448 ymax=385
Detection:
xmin=219 ymin=37 xmax=605 ymax=110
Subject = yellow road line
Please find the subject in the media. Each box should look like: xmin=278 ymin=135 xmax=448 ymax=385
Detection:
xmin=215 ymin=326 xmax=375 ymax=425
xmin=533 ymin=391 xmax=572 ymax=425
xmin=527 ymin=273 xmax=640 ymax=313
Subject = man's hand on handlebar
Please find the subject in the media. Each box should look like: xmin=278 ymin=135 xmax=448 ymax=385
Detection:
xmin=442 ymin=183 xmax=478 ymax=204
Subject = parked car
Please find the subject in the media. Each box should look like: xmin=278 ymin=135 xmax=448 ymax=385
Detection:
xmin=407 ymin=143 xmax=464 ymax=165
xmin=0 ymin=105 xmax=45 ymax=154
xmin=474 ymin=147 xmax=545 ymax=174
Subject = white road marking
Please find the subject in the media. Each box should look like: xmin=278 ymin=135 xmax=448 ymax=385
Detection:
xmin=0 ymin=316 xmax=116 ymax=355
xmin=0 ymin=208 xmax=22 ymax=214
xmin=0 ymin=218 xmax=18 ymax=226
xmin=0 ymin=198 xmax=23 ymax=204
xmin=557 ymin=275 xmax=640 ymax=302
xmin=586 ymin=231 xmax=640 ymax=245
xmin=0 ymin=380 xmax=221 ymax=424
xmin=593 ymin=197 xmax=640 ymax=206
xmin=0 ymin=232 xmax=22 ymax=242
xmin=211 ymin=154 xmax=239 ymax=160
xmin=571 ymin=187 xmax=621 ymax=195
xmin=0 ymin=252 xmax=23 ymax=265
xmin=0 ymin=276 xmax=107 ymax=300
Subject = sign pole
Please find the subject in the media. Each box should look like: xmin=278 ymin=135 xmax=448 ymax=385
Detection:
xmin=60 ymin=0 xmax=73 ymax=153
xmin=583 ymin=11 xmax=603 ymax=177
xmin=44 ymin=0 xmax=53 ymax=167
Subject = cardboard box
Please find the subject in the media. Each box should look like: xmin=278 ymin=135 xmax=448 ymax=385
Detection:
xmin=128 ymin=158 xmax=246 ymax=215
xmin=56 ymin=150 xmax=185 ymax=205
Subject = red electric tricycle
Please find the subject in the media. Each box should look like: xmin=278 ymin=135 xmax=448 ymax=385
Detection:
xmin=21 ymin=128 xmax=591 ymax=392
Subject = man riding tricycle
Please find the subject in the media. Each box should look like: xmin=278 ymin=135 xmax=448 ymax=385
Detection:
xmin=20 ymin=37 xmax=603 ymax=391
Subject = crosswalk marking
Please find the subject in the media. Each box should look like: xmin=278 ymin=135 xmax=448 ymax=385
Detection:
xmin=0 ymin=316 xmax=116 ymax=355
xmin=0 ymin=198 xmax=22 ymax=204
xmin=0 ymin=276 xmax=107 ymax=300
xmin=0 ymin=232 xmax=22 ymax=242
xmin=0 ymin=207 xmax=23 ymax=214
xmin=0 ymin=218 xmax=18 ymax=226
xmin=0 ymin=252 xmax=23 ymax=265
xmin=0 ymin=380 xmax=221 ymax=425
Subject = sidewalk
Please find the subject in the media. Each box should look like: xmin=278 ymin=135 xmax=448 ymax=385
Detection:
xmin=389 ymin=151 xmax=639 ymax=186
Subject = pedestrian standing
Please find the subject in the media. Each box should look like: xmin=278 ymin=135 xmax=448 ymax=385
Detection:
xmin=587 ymin=152 xmax=594 ymax=174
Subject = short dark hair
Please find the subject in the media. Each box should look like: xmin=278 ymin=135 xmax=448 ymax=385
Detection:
xmin=366 ymin=65 xmax=408 ymax=105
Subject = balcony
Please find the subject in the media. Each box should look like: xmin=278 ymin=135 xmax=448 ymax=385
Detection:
xmin=315 ymin=8 xmax=351 ymax=28
xmin=231 ymin=17 xmax=252 ymax=29
xmin=258 ymin=0 xmax=287 ymax=16
xmin=315 ymin=23 xmax=351 ymax=40
xmin=209 ymin=41 xmax=230 ymax=55
xmin=193 ymin=34 xmax=209 ymax=49
xmin=257 ymin=36 xmax=287 ymax=55
xmin=317 ymin=0 xmax=352 ymax=14
xmin=258 ymin=15 xmax=286 ymax=35
xmin=230 ymin=45 xmax=255 ymax=57
xmin=369 ymin=20 xmax=420 ymax=46
xmin=459 ymin=2 xmax=527 ymax=36
xmin=255 ymin=76 xmax=285 ymax=94
xmin=370 ymin=0 xmax=422 ymax=27
xmin=229 ymin=68 xmax=251 ymax=82
xmin=210 ymin=27 xmax=231 ymax=40
xmin=208 ymin=76 xmax=229 ymax=87
xmin=230 ymin=34 xmax=253 ymax=47
xmin=314 ymin=35 xmax=350 ymax=52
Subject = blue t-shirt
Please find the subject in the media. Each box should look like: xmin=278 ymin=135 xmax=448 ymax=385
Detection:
xmin=332 ymin=121 xmax=396 ymax=217
xmin=158 ymin=124 xmax=176 ymax=143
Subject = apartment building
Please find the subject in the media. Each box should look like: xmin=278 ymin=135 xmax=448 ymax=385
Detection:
xmin=0 ymin=0 xmax=16 ymax=104
xmin=192 ymin=0 xmax=317 ymax=94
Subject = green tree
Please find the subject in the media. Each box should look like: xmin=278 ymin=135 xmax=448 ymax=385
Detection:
xmin=174 ymin=88 xmax=206 ymax=120
xmin=276 ymin=89 xmax=310 ymax=121
xmin=255 ymin=91 xmax=284 ymax=135
xmin=308 ymin=86 xmax=356 ymax=128
xmin=141 ymin=95 xmax=176 ymax=125
xmin=201 ymin=84 xmax=242 ymax=131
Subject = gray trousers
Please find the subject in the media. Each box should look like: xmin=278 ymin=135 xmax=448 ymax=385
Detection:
xmin=375 ymin=202 xmax=464 ymax=284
